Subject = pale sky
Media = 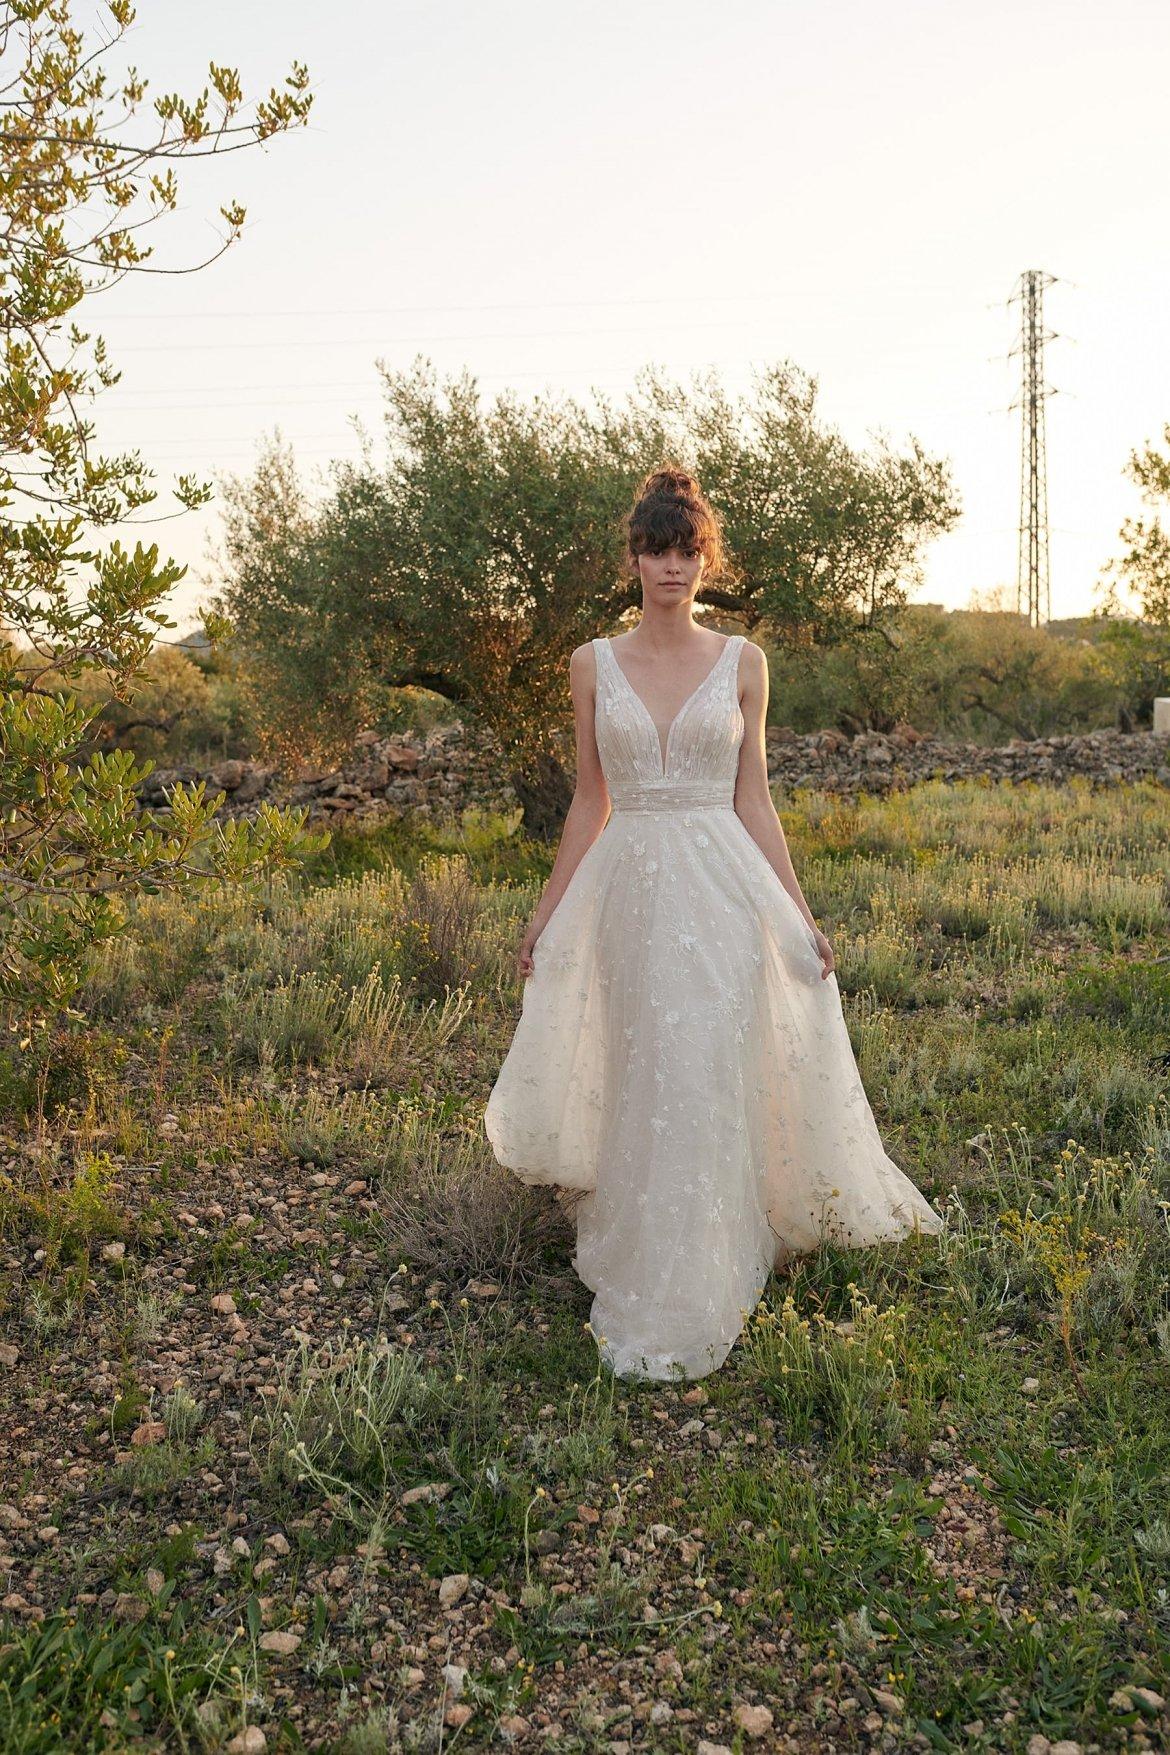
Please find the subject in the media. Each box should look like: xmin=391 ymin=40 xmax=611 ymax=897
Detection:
xmin=83 ymin=0 xmax=1170 ymax=633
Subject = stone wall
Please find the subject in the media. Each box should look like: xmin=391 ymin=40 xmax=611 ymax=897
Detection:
xmin=135 ymin=719 xmax=1170 ymax=825
xmin=765 ymin=722 xmax=1170 ymax=797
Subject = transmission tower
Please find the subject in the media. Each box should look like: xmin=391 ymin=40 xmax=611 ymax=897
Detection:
xmin=1007 ymin=270 xmax=1059 ymax=627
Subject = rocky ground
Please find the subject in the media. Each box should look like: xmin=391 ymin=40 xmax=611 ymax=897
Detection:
xmin=3 ymin=1093 xmax=1166 ymax=1752
xmin=0 ymin=1141 xmax=1017 ymax=1753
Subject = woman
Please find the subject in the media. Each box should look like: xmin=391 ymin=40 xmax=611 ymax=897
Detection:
xmin=484 ymin=466 xmax=943 ymax=1382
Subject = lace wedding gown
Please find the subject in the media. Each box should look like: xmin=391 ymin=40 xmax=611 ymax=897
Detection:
xmin=484 ymin=632 xmax=944 ymax=1381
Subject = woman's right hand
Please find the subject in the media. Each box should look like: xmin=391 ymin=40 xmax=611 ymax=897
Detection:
xmin=517 ymin=924 xmax=540 ymax=980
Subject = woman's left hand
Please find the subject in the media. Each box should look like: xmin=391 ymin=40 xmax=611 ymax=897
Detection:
xmin=812 ymin=927 xmax=835 ymax=979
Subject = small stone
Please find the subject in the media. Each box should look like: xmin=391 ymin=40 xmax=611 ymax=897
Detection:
xmin=145 ymin=1568 xmax=166 ymax=1597
xmin=130 ymin=1421 xmax=167 ymax=1447
xmin=102 ymin=1241 xmax=125 ymax=1262
xmin=1021 ymin=1376 xmax=1040 ymax=1395
xmin=0 ymin=1345 xmax=19 ymax=1367
xmin=697 ymin=1743 xmax=734 ymax=1755
xmin=210 ymin=1293 xmax=237 ymax=1315
xmin=732 ymin=1703 xmax=774 ymax=1738
xmin=258 ymin=1630 xmax=301 ymax=1655
xmin=873 ymin=1688 xmax=904 ymax=1713
xmin=226 ymin=1731 xmax=267 ymax=1754
xmin=438 ymin=1572 xmax=469 ymax=1607
xmin=401 ymin=1482 xmax=451 ymax=1507
xmin=265 ymin=1533 xmax=291 ymax=1555
xmin=113 ymin=1593 xmax=147 ymax=1625
xmin=1050 ymin=1742 xmax=1082 ymax=1755
xmin=442 ymin=1662 xmax=467 ymax=1698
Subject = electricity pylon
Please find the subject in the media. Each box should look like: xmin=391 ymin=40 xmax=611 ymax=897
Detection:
xmin=1007 ymin=270 xmax=1059 ymax=627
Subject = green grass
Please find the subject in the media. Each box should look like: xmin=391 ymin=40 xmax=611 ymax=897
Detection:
xmin=2 ymin=774 xmax=1168 ymax=1752
xmin=0 ymin=1601 xmax=245 ymax=1753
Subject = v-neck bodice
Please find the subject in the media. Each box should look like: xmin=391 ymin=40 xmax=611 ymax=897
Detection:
xmin=593 ymin=632 xmax=746 ymax=803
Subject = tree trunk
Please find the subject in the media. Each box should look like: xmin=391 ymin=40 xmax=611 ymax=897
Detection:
xmin=508 ymin=751 xmax=575 ymax=841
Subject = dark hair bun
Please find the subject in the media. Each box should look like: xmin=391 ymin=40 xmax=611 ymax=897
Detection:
xmin=637 ymin=466 xmax=702 ymax=501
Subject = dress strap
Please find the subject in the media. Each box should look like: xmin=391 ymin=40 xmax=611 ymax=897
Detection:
xmin=591 ymin=635 xmax=609 ymax=696
xmin=727 ymin=632 xmax=745 ymax=703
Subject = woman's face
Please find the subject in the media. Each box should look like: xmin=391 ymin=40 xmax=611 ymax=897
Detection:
xmin=633 ymin=543 xmax=705 ymax=602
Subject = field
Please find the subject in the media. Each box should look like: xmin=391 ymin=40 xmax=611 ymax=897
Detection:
xmin=1 ymin=776 xmax=1168 ymax=1754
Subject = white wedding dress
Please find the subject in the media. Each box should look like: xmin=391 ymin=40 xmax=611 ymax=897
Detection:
xmin=483 ymin=632 xmax=944 ymax=1381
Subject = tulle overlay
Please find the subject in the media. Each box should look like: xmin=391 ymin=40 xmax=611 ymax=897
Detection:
xmin=484 ymin=632 xmax=944 ymax=1381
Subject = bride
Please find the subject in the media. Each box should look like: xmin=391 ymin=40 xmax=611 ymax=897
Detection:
xmin=484 ymin=466 xmax=944 ymax=1382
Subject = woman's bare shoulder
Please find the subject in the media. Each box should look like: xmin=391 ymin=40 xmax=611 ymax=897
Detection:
xmin=568 ymin=640 xmax=600 ymax=691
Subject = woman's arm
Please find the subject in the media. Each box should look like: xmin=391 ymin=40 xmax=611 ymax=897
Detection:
xmin=732 ymin=640 xmax=836 ymax=978
xmin=515 ymin=642 xmax=611 ymax=979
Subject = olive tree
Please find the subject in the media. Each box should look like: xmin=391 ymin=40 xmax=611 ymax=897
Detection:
xmin=213 ymin=358 xmax=961 ymax=838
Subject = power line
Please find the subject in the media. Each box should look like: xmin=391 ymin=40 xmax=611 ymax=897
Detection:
xmin=97 ymin=383 xmax=1006 ymax=417
xmin=91 ymin=286 xmax=988 ymax=322
xmin=98 ymin=313 xmax=1002 ymax=356
xmin=105 ymin=314 xmax=957 ymax=353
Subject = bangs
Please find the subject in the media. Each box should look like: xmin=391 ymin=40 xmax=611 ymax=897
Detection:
xmin=628 ymin=499 xmax=707 ymax=556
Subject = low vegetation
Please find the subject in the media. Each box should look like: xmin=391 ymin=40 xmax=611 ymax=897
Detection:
xmin=0 ymin=775 xmax=1167 ymax=1751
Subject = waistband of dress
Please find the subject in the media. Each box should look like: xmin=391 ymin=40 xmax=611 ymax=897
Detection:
xmin=608 ymin=780 xmax=736 ymax=813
